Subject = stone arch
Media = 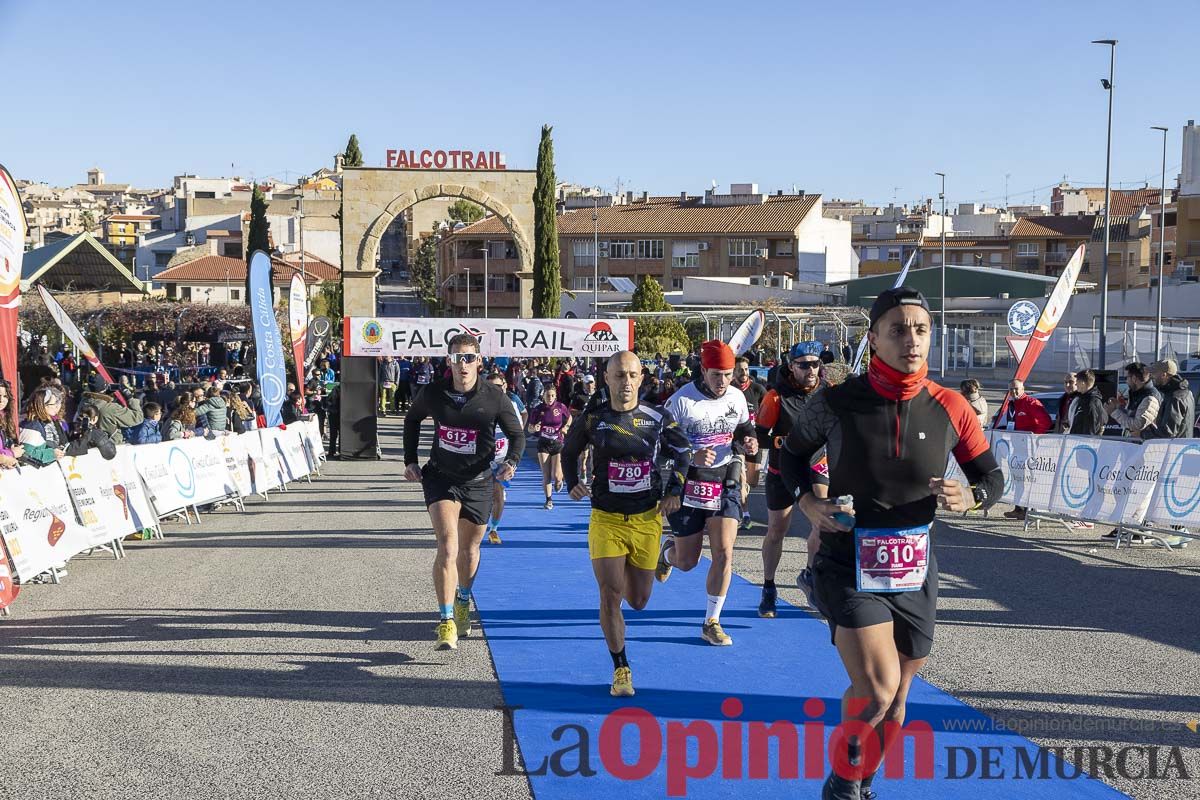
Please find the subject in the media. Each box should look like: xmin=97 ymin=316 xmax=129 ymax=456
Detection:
xmin=358 ymin=183 xmax=533 ymax=295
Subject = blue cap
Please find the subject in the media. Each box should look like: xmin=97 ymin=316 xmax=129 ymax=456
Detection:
xmin=789 ymin=341 xmax=824 ymax=359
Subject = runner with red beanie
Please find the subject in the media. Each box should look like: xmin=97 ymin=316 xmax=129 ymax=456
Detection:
xmin=657 ymin=339 xmax=760 ymax=646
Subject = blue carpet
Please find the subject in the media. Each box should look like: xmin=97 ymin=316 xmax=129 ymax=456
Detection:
xmin=471 ymin=462 xmax=1130 ymax=799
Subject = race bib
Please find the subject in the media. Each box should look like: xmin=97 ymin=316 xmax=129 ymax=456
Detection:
xmin=855 ymin=525 xmax=930 ymax=593
xmin=682 ymin=479 xmax=722 ymax=510
xmin=437 ymin=424 xmax=477 ymax=455
xmin=540 ymin=425 xmax=561 ymax=441
xmin=608 ymin=460 xmax=652 ymax=494
xmin=494 ymin=435 xmax=508 ymax=461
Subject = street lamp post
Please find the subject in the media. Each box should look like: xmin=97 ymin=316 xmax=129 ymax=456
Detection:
xmin=1093 ymin=38 xmax=1117 ymax=369
xmin=935 ymin=171 xmax=947 ymax=376
xmin=479 ymin=246 xmax=489 ymax=319
xmin=593 ymin=200 xmax=599 ymax=318
xmin=1152 ymin=125 xmax=1169 ymax=358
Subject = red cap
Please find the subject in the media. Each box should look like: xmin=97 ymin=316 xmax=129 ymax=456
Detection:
xmin=700 ymin=340 xmax=735 ymax=371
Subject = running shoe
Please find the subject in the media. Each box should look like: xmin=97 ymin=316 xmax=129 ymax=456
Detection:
xmin=797 ymin=567 xmax=817 ymax=609
xmin=487 ymin=529 xmax=502 ymax=545
xmin=610 ymin=666 xmax=634 ymax=697
xmin=435 ymin=620 xmax=458 ymax=650
xmin=544 ymin=498 xmax=554 ymax=510
xmin=1003 ymin=508 xmax=1026 ymax=520
xmin=1100 ymin=529 xmax=1120 ymax=539
xmin=453 ymin=598 xmax=472 ymax=637
xmin=821 ymin=772 xmax=861 ymax=800
xmin=655 ymin=538 xmax=673 ymax=583
xmin=757 ymin=585 xmax=777 ymax=618
xmin=860 ymin=773 xmax=878 ymax=800
xmin=701 ymin=619 xmax=733 ymax=646
xmin=740 ymin=512 xmax=753 ymax=531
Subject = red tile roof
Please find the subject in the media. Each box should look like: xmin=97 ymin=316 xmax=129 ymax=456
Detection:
xmin=918 ymin=237 xmax=1010 ymax=249
xmin=153 ymin=254 xmax=339 ymax=285
xmin=452 ymin=194 xmax=823 ymax=238
xmin=1010 ymin=215 xmax=1096 ymax=239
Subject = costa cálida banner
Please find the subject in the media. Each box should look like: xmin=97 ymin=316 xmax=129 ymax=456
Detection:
xmin=993 ymin=243 xmax=1086 ymax=426
xmin=0 ymin=163 xmax=26 ymax=428
xmin=343 ymin=317 xmax=635 ymax=358
xmin=36 ymin=284 xmax=127 ymax=406
xmin=249 ymin=250 xmax=287 ymax=427
xmin=287 ymin=274 xmax=308 ymax=398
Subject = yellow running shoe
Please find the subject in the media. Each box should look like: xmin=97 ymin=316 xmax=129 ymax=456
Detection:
xmin=487 ymin=529 xmax=502 ymax=545
xmin=701 ymin=619 xmax=733 ymax=646
xmin=654 ymin=537 xmax=673 ymax=583
xmin=435 ymin=620 xmax=458 ymax=650
xmin=454 ymin=598 xmax=472 ymax=638
xmin=610 ymin=666 xmax=634 ymax=697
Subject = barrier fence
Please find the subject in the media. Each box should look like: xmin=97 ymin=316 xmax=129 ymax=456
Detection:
xmin=0 ymin=418 xmax=326 ymax=612
xmin=985 ymin=430 xmax=1199 ymax=546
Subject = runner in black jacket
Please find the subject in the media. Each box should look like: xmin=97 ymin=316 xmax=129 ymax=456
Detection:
xmin=781 ymin=288 xmax=1001 ymax=800
xmin=562 ymin=351 xmax=691 ymax=696
xmin=404 ymin=333 xmax=525 ymax=651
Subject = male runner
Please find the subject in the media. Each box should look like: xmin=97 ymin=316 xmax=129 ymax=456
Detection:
xmin=780 ymin=288 xmax=1001 ymax=799
xmin=563 ymin=351 xmax=691 ymax=696
xmin=657 ymin=340 xmax=759 ymax=646
xmin=404 ymin=334 xmax=525 ymax=651
xmin=733 ymin=356 xmax=766 ymax=530
xmin=754 ymin=340 xmax=830 ymax=618
xmin=486 ymin=371 xmax=527 ymax=545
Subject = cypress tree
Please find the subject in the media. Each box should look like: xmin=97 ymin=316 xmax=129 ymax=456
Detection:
xmin=343 ymin=134 xmax=363 ymax=167
xmin=245 ymin=183 xmax=271 ymax=303
xmin=532 ymin=124 xmax=561 ymax=318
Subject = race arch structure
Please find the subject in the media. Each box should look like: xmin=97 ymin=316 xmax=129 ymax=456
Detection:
xmin=338 ymin=166 xmax=538 ymax=459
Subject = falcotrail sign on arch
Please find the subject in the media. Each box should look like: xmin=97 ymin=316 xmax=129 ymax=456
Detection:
xmin=344 ymin=317 xmax=634 ymax=358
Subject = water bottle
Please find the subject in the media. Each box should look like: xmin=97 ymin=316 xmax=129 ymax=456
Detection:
xmin=832 ymin=494 xmax=855 ymax=529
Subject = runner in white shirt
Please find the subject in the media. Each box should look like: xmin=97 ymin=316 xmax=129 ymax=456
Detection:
xmin=657 ymin=340 xmax=759 ymax=646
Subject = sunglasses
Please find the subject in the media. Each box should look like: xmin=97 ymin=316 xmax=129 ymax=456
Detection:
xmin=793 ymin=361 xmax=821 ymax=370
xmin=449 ymin=353 xmax=480 ymax=364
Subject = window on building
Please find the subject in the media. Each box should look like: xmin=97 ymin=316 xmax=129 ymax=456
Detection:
xmin=1017 ymin=242 xmax=1038 ymax=255
xmin=729 ymin=239 xmax=760 ymax=267
xmin=154 ymin=251 xmax=173 ymax=267
xmin=887 ymin=248 xmax=901 ymax=262
xmin=195 ymin=191 xmax=216 ymax=199
xmin=608 ymin=240 xmax=636 ymax=259
xmin=774 ymin=239 xmax=794 ymax=257
xmin=671 ymin=277 xmax=684 ymax=290
xmin=637 ymin=239 xmax=664 ymax=260
xmin=222 ymin=242 xmax=243 ymax=258
xmin=671 ymin=241 xmax=700 ymax=268
xmin=230 ymin=288 xmax=241 ymax=301
xmin=990 ymin=252 xmax=1003 ymax=264
xmin=573 ymin=277 xmax=594 ymax=291
xmin=930 ymin=252 xmax=941 ymax=264
xmin=572 ymin=239 xmax=595 ymax=267
xmin=180 ymin=287 xmax=192 ymax=301
xmin=865 ymin=247 xmax=879 ymax=261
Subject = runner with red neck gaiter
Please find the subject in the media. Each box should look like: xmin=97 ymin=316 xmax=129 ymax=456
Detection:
xmin=781 ymin=288 xmax=1001 ymax=800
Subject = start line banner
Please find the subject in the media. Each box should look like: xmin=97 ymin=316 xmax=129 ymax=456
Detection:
xmin=987 ymin=430 xmax=1200 ymax=528
xmin=343 ymin=317 xmax=634 ymax=358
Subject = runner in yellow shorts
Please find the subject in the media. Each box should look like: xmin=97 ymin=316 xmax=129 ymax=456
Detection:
xmin=563 ymin=351 xmax=691 ymax=696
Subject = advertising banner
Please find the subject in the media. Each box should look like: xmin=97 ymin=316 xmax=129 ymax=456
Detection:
xmin=287 ymin=274 xmax=308 ymax=398
xmin=59 ymin=451 xmax=136 ymax=545
xmin=987 ymin=431 xmax=1060 ymax=510
xmin=304 ymin=316 xmax=332 ymax=371
xmin=1047 ymin=438 xmax=1157 ymax=526
xmin=1143 ymin=440 xmax=1200 ymax=529
xmin=249 ymin=250 xmax=287 ymax=426
xmin=37 ymin=285 xmax=127 ymax=406
xmin=217 ymin=432 xmax=253 ymax=498
xmin=0 ymin=164 xmax=25 ymax=429
xmin=344 ymin=317 xmax=634 ymax=358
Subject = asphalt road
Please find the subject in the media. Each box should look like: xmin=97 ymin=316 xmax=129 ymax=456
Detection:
xmin=2 ymin=418 xmax=1196 ymax=799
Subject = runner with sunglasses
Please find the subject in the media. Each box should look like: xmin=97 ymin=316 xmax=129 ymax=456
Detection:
xmin=753 ymin=341 xmax=830 ymax=618
xmin=404 ymin=334 xmax=526 ymax=650
xmin=780 ymin=289 xmax=1001 ymax=799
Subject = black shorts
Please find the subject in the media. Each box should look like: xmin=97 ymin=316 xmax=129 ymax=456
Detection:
xmin=667 ymin=492 xmax=743 ymax=537
xmin=765 ymin=472 xmax=799 ymax=512
xmin=811 ymin=548 xmax=939 ymax=659
xmin=421 ymin=466 xmax=492 ymax=525
xmin=537 ymin=438 xmax=564 ymax=456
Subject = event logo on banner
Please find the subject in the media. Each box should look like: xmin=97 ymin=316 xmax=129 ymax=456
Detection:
xmin=986 ymin=431 xmax=1059 ymax=509
xmin=343 ymin=317 xmax=635 ymax=358
xmin=1048 ymin=438 xmax=1156 ymax=525
xmin=249 ymin=250 xmax=287 ymax=426
xmin=0 ymin=164 xmax=26 ymax=429
xmin=287 ymin=274 xmax=307 ymax=398
xmin=1144 ymin=442 xmax=1200 ymax=527
xmin=60 ymin=452 xmax=135 ymax=545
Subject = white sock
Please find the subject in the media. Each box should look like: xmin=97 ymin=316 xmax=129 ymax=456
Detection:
xmin=706 ymin=594 xmax=726 ymax=623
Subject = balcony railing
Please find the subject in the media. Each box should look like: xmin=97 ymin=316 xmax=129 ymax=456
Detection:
xmin=1044 ymin=251 xmax=1069 ymax=265
xmin=1016 ymin=256 xmax=1041 ymax=270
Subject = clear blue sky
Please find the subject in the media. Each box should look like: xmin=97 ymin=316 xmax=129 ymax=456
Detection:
xmin=2 ymin=0 xmax=1196 ymax=209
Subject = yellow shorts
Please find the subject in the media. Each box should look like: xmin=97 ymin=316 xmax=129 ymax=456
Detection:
xmin=588 ymin=508 xmax=663 ymax=571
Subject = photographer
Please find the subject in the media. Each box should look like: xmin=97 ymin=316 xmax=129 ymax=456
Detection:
xmin=65 ymin=406 xmax=117 ymax=459
xmin=81 ymin=373 xmax=143 ymax=447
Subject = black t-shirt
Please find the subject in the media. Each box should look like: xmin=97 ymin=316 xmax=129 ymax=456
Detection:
xmin=562 ymin=401 xmax=691 ymax=515
xmin=404 ymin=378 xmax=525 ymax=482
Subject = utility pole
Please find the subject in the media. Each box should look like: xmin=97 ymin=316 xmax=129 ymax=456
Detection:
xmin=1093 ymin=38 xmax=1117 ymax=369
xmin=1151 ymin=125 xmax=1169 ymax=358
